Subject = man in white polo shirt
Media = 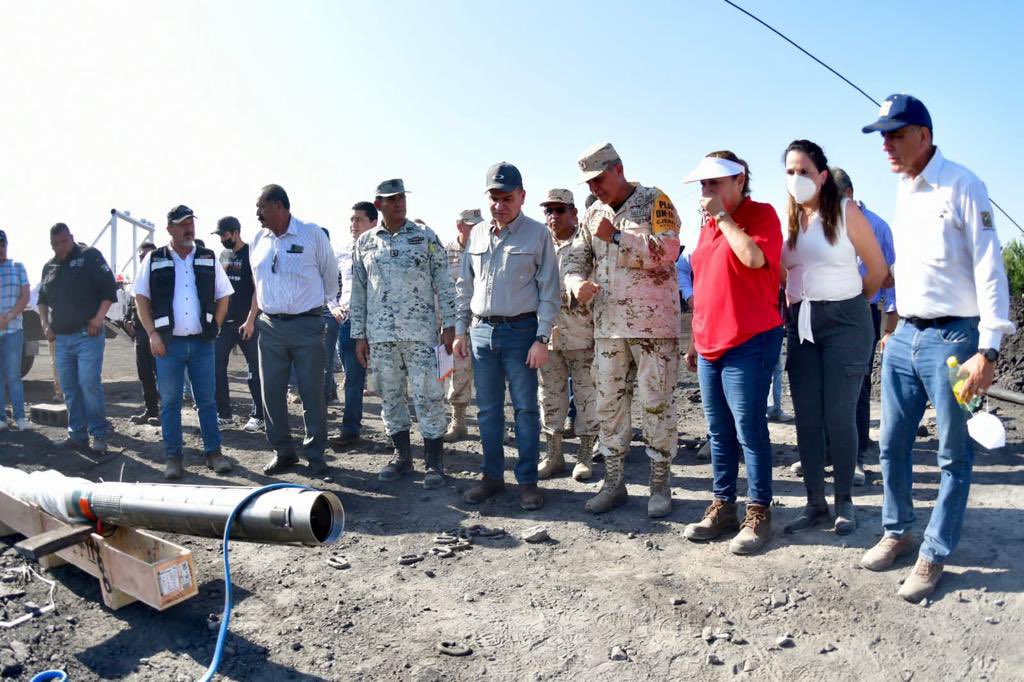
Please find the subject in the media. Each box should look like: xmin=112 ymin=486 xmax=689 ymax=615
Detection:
xmin=860 ymin=94 xmax=1016 ymax=602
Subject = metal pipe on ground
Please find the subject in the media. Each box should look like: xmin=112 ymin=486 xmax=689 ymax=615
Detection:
xmin=988 ymin=386 xmax=1024 ymax=406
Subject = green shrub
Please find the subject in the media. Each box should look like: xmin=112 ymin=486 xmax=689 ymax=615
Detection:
xmin=1004 ymin=240 xmax=1024 ymax=296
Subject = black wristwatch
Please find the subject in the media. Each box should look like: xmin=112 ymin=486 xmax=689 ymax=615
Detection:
xmin=536 ymin=335 xmax=550 ymax=344
xmin=979 ymin=348 xmax=999 ymax=362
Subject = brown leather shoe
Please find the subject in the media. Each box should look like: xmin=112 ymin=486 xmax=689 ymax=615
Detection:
xmin=683 ymin=499 xmax=740 ymax=541
xmin=519 ymin=484 xmax=544 ymax=511
xmin=463 ymin=475 xmax=505 ymax=504
xmin=729 ymin=503 xmax=772 ymax=555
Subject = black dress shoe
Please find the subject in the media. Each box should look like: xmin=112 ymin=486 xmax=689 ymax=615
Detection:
xmin=327 ymin=431 xmax=360 ymax=451
xmin=130 ymin=411 xmax=158 ymax=425
xmin=307 ymin=458 xmax=330 ymax=477
xmin=263 ymin=452 xmax=300 ymax=476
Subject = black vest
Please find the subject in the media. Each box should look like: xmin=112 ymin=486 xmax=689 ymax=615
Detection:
xmin=149 ymin=245 xmax=219 ymax=344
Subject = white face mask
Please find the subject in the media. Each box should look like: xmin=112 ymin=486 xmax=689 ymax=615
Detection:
xmin=786 ymin=173 xmax=817 ymax=204
xmin=967 ymin=411 xmax=1006 ymax=450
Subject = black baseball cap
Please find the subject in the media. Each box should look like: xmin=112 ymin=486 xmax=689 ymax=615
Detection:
xmin=485 ymin=162 xmax=523 ymax=192
xmin=861 ymin=94 xmax=932 ymax=134
xmin=0 ymin=229 xmax=7 ymax=243
xmin=167 ymin=204 xmax=197 ymax=224
xmin=213 ymin=216 xmax=241 ymax=235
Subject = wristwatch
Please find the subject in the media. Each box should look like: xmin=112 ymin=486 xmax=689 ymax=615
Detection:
xmin=611 ymin=230 xmax=621 ymax=245
xmin=979 ymin=348 xmax=999 ymax=362
xmin=536 ymin=335 xmax=550 ymax=344
xmin=714 ymin=210 xmax=729 ymax=222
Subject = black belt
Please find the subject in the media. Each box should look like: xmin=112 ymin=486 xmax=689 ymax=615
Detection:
xmin=902 ymin=315 xmax=965 ymax=330
xmin=473 ymin=311 xmax=537 ymax=324
xmin=264 ymin=307 xmax=323 ymax=321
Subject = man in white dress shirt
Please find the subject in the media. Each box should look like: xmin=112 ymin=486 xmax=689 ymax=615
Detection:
xmin=134 ymin=205 xmax=235 ymax=479
xmin=859 ymin=94 xmax=1016 ymax=602
xmin=249 ymin=184 xmax=339 ymax=477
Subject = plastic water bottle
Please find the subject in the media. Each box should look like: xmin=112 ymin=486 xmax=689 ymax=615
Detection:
xmin=946 ymin=356 xmax=981 ymax=414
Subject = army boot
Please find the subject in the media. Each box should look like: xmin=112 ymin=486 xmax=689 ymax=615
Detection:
xmin=443 ymin=404 xmax=468 ymax=442
xmin=648 ymin=459 xmax=672 ymax=518
xmin=585 ymin=450 xmax=627 ymax=513
xmin=378 ymin=430 xmax=413 ymax=481
xmin=572 ymin=435 xmax=595 ymax=481
xmin=423 ymin=437 xmax=445 ymax=490
xmin=537 ymin=431 xmax=566 ymax=479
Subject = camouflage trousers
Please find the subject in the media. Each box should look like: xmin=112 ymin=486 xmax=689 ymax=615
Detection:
xmin=369 ymin=341 xmax=447 ymax=439
xmin=594 ymin=337 xmax=679 ymax=463
xmin=539 ymin=347 xmax=598 ymax=436
xmin=445 ymin=348 xmax=473 ymax=406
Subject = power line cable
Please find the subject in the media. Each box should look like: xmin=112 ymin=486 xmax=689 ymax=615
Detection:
xmin=722 ymin=0 xmax=1023 ymax=238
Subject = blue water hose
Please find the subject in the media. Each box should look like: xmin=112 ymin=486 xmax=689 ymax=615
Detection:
xmin=199 ymin=483 xmax=316 ymax=682
xmin=30 ymin=672 xmax=67 ymax=682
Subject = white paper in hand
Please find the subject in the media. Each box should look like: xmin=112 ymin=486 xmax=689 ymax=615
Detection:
xmin=435 ymin=344 xmax=454 ymax=382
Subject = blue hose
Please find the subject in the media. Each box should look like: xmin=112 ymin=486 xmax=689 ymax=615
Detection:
xmin=199 ymin=483 xmax=313 ymax=682
xmin=30 ymin=672 xmax=67 ymax=682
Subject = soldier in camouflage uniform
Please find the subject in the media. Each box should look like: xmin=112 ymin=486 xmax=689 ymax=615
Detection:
xmin=442 ymin=209 xmax=483 ymax=441
xmin=563 ymin=142 xmax=682 ymax=518
xmin=536 ymin=188 xmax=598 ymax=481
xmin=350 ymin=178 xmax=457 ymax=489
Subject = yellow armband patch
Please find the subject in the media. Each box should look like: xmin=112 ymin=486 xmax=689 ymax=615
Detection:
xmin=652 ymin=192 xmax=680 ymax=235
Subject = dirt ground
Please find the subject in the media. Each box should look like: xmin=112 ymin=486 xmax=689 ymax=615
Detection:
xmin=1 ymin=332 xmax=1022 ymax=682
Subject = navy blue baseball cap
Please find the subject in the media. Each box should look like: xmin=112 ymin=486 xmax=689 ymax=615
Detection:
xmin=485 ymin=162 xmax=523 ymax=192
xmin=861 ymin=94 xmax=932 ymax=134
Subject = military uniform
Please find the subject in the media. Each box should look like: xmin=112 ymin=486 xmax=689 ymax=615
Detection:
xmin=564 ymin=142 xmax=681 ymax=516
xmin=351 ymin=218 xmax=455 ymax=440
xmin=444 ymin=235 xmax=473 ymax=407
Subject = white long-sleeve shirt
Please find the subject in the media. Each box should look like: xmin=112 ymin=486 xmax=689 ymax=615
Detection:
xmin=892 ymin=147 xmax=1015 ymax=349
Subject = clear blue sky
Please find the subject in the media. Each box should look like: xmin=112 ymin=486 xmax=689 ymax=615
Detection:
xmin=2 ymin=0 xmax=1022 ymax=283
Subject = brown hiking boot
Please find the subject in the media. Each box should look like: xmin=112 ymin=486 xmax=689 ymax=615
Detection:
xmin=585 ymin=450 xmax=627 ymax=514
xmin=647 ymin=459 xmax=672 ymax=518
xmin=683 ymin=499 xmax=740 ymax=541
xmin=538 ymin=431 xmax=566 ymax=479
xmin=205 ymin=449 xmax=233 ymax=474
xmin=861 ymin=534 xmax=915 ymax=571
xmin=519 ymin=484 xmax=544 ymax=511
xmin=463 ymin=475 xmax=505 ymax=504
xmin=443 ymin=404 xmax=468 ymax=442
xmin=729 ymin=503 xmax=772 ymax=555
xmin=573 ymin=435 xmax=595 ymax=481
xmin=897 ymin=556 xmax=944 ymax=603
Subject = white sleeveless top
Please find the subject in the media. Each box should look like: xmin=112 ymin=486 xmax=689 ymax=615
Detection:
xmin=781 ymin=198 xmax=862 ymax=343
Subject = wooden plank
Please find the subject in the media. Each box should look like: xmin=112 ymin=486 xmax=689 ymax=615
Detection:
xmin=14 ymin=524 xmax=94 ymax=561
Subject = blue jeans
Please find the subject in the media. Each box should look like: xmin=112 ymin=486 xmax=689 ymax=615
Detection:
xmin=697 ymin=326 xmax=783 ymax=506
xmin=338 ymin=319 xmax=365 ymax=436
xmin=0 ymin=330 xmax=26 ymax=421
xmin=323 ymin=314 xmax=340 ymax=402
xmin=470 ymin=316 xmax=540 ymax=485
xmin=155 ymin=336 xmax=220 ymax=460
xmin=880 ymin=317 xmax=978 ymax=564
xmin=766 ymin=345 xmax=784 ymax=417
xmin=55 ymin=331 xmax=110 ymax=441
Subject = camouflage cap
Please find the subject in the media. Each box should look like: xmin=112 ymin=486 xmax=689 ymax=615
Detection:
xmin=540 ymin=188 xmax=574 ymax=206
xmin=375 ymin=178 xmax=410 ymax=197
xmin=577 ymin=142 xmax=621 ymax=182
xmin=458 ymin=209 xmax=483 ymax=225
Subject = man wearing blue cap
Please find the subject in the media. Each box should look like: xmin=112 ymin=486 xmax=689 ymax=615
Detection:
xmin=453 ymin=162 xmax=561 ymax=510
xmin=860 ymin=94 xmax=1015 ymax=602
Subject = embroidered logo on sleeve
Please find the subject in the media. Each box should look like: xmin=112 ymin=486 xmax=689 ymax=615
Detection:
xmin=652 ymin=192 xmax=680 ymax=235
xmin=980 ymin=211 xmax=994 ymax=229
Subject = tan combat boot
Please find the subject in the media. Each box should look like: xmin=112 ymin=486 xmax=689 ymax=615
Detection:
xmin=585 ymin=450 xmax=627 ymax=513
xmin=537 ymin=431 xmax=566 ymax=479
xmin=647 ymin=459 xmax=672 ymax=518
xmin=729 ymin=503 xmax=772 ymax=555
xmin=443 ymin=404 xmax=468 ymax=442
xmin=572 ymin=435 xmax=595 ymax=481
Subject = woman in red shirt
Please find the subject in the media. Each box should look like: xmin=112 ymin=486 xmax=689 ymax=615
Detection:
xmin=682 ymin=151 xmax=784 ymax=556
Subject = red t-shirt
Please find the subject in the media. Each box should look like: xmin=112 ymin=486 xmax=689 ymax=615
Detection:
xmin=690 ymin=197 xmax=783 ymax=362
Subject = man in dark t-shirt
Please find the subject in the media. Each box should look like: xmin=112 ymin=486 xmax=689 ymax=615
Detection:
xmin=213 ymin=216 xmax=264 ymax=431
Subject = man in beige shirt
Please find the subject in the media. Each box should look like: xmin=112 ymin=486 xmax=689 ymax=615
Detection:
xmin=536 ymin=189 xmax=598 ymax=481
xmin=443 ymin=208 xmax=482 ymax=441
xmin=563 ymin=142 xmax=682 ymax=518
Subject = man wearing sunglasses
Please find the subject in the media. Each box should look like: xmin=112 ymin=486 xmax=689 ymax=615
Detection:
xmin=536 ymin=189 xmax=598 ymax=481
xmin=564 ymin=142 xmax=683 ymax=518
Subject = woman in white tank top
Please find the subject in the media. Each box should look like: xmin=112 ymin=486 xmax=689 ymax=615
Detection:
xmin=780 ymin=139 xmax=888 ymax=538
